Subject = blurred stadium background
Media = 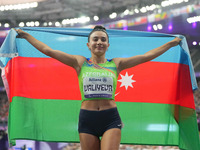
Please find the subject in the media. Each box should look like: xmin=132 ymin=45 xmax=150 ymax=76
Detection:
xmin=0 ymin=0 xmax=200 ymax=149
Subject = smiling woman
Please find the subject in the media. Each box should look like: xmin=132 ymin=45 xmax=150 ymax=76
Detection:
xmin=87 ymin=26 xmax=110 ymax=63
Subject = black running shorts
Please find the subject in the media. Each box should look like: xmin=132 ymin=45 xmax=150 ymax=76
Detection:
xmin=78 ymin=107 xmax=122 ymax=137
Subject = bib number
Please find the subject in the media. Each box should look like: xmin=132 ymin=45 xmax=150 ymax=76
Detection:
xmin=83 ymin=77 xmax=113 ymax=98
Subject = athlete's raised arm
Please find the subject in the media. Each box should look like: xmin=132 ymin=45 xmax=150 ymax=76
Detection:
xmin=15 ymin=29 xmax=86 ymax=74
xmin=113 ymin=37 xmax=182 ymax=74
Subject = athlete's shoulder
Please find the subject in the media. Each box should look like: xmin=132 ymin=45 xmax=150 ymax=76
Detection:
xmin=73 ymin=55 xmax=86 ymax=61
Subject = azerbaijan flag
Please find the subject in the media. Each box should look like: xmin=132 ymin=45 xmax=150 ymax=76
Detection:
xmin=0 ymin=28 xmax=199 ymax=150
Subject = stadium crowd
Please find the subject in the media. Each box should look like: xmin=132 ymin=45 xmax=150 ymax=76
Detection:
xmin=194 ymin=80 xmax=200 ymax=113
xmin=0 ymin=95 xmax=9 ymax=125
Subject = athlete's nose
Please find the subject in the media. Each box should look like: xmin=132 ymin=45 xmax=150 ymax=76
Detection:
xmin=97 ymin=39 xmax=102 ymax=45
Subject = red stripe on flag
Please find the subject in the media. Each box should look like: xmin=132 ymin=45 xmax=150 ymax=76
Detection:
xmin=5 ymin=57 xmax=195 ymax=109
xmin=115 ymin=62 xmax=195 ymax=109
xmin=5 ymin=57 xmax=82 ymax=101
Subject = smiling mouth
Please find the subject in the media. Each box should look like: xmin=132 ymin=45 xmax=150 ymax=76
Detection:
xmin=96 ymin=47 xmax=103 ymax=50
xmin=97 ymin=45 xmax=103 ymax=48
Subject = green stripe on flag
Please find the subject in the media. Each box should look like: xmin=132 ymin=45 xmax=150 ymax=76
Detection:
xmin=117 ymin=102 xmax=200 ymax=150
xmin=9 ymin=97 xmax=81 ymax=143
xmin=9 ymin=97 xmax=200 ymax=149
xmin=118 ymin=102 xmax=179 ymax=145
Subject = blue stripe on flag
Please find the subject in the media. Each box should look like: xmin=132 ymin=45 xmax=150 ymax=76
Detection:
xmin=0 ymin=27 xmax=197 ymax=90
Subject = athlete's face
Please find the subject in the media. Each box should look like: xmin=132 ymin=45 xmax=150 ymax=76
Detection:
xmin=87 ymin=31 xmax=110 ymax=56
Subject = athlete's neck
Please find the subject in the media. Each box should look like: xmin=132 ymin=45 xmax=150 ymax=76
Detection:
xmin=90 ymin=56 xmax=107 ymax=64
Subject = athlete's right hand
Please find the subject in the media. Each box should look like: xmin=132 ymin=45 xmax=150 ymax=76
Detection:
xmin=15 ymin=29 xmax=28 ymax=38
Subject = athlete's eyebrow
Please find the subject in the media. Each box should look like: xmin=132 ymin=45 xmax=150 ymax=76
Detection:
xmin=93 ymin=36 xmax=106 ymax=38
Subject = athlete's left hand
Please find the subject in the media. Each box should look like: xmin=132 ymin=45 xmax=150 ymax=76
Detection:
xmin=170 ymin=37 xmax=182 ymax=47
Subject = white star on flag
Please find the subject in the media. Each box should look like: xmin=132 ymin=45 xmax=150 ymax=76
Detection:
xmin=118 ymin=72 xmax=136 ymax=90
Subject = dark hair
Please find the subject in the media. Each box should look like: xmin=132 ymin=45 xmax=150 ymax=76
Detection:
xmin=88 ymin=25 xmax=109 ymax=42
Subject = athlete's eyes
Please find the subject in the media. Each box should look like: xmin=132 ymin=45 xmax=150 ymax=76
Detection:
xmin=93 ymin=37 xmax=107 ymax=42
xmin=101 ymin=37 xmax=106 ymax=42
xmin=93 ymin=37 xmax=98 ymax=41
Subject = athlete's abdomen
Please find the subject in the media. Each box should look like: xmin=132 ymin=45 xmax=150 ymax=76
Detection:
xmin=81 ymin=99 xmax=117 ymax=111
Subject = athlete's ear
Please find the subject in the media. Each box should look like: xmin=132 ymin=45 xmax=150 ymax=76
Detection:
xmin=87 ymin=43 xmax=91 ymax=50
xmin=106 ymin=43 xmax=110 ymax=51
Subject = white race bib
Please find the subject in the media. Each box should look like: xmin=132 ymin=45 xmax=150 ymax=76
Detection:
xmin=83 ymin=77 xmax=113 ymax=98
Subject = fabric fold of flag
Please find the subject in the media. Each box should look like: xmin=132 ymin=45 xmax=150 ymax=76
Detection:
xmin=0 ymin=27 xmax=199 ymax=150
